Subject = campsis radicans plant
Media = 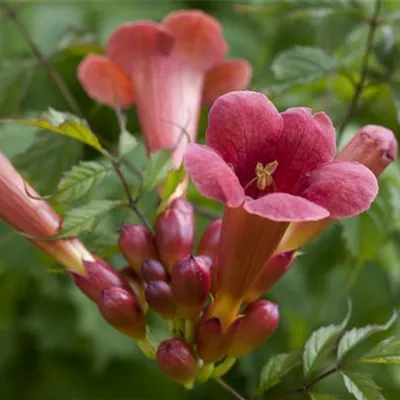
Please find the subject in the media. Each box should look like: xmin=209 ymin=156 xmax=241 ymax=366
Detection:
xmin=77 ymin=9 xmax=252 ymax=167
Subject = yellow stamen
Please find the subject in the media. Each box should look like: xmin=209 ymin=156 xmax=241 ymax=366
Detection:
xmin=255 ymin=160 xmax=278 ymax=191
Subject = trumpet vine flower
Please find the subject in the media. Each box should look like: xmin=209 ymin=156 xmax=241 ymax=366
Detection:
xmin=184 ymin=90 xmax=378 ymax=328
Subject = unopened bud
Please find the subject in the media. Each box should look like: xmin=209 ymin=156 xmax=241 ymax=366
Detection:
xmin=120 ymin=267 xmax=148 ymax=313
xmin=71 ymin=259 xmax=129 ymax=303
xmin=145 ymin=281 xmax=176 ymax=320
xmin=197 ymin=219 xmax=222 ymax=259
xmin=156 ymin=338 xmax=197 ymax=384
xmin=141 ymin=259 xmax=168 ymax=282
xmin=98 ymin=287 xmax=146 ymax=339
xmin=244 ymin=251 xmax=297 ymax=304
xmin=337 ymin=125 xmax=397 ymax=176
xmin=171 ymin=255 xmax=211 ymax=319
xmin=196 ymin=317 xmax=229 ymax=363
xmin=227 ymin=300 xmax=279 ymax=358
xmin=119 ymin=224 xmax=158 ymax=272
xmin=155 ymin=197 xmax=194 ymax=271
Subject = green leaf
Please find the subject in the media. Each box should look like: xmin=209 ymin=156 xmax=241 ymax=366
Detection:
xmin=359 ymin=336 xmax=400 ymax=364
xmin=142 ymin=149 xmax=173 ymax=191
xmin=303 ymin=301 xmax=352 ymax=376
xmin=2 ymin=108 xmax=108 ymax=155
xmin=161 ymin=165 xmax=186 ymax=201
xmin=58 ymin=200 xmax=122 ymax=238
xmin=271 ymin=46 xmax=338 ymax=84
xmin=118 ymin=129 xmax=138 ymax=156
xmin=341 ymin=371 xmax=385 ymax=400
xmin=85 ymin=233 xmax=119 ymax=259
xmin=53 ymin=160 xmax=112 ymax=202
xmin=309 ymin=393 xmax=340 ymax=400
xmin=337 ymin=311 xmax=397 ymax=361
xmin=257 ymin=351 xmax=302 ymax=394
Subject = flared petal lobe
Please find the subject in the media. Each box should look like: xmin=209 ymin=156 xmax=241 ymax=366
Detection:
xmin=202 ymin=60 xmax=253 ymax=106
xmin=184 ymin=144 xmax=245 ymax=207
xmin=77 ymin=54 xmax=134 ymax=108
xmin=301 ymin=161 xmax=378 ymax=218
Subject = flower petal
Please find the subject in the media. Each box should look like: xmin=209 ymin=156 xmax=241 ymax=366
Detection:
xmin=162 ymin=10 xmax=227 ymax=71
xmin=77 ymin=54 xmax=134 ymax=108
xmin=273 ymin=108 xmax=336 ymax=193
xmin=244 ymin=193 xmax=329 ymax=222
xmin=206 ymin=91 xmax=283 ymax=186
xmin=301 ymin=161 xmax=378 ymax=218
xmin=184 ymin=144 xmax=245 ymax=207
xmin=107 ymin=21 xmax=174 ymax=76
xmin=202 ymin=59 xmax=252 ymax=106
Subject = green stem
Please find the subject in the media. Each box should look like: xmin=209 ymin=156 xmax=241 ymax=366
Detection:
xmin=212 ymin=356 xmax=236 ymax=378
xmin=184 ymin=319 xmax=195 ymax=344
xmin=196 ymin=362 xmax=214 ymax=382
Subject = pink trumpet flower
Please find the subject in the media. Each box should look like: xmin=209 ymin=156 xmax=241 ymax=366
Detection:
xmin=0 ymin=152 xmax=93 ymax=274
xmin=184 ymin=90 xmax=378 ymax=328
xmin=78 ymin=10 xmax=252 ymax=167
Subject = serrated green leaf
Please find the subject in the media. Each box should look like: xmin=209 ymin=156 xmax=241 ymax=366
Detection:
xmin=84 ymin=233 xmax=119 ymax=259
xmin=57 ymin=200 xmax=122 ymax=238
xmin=309 ymin=393 xmax=340 ymax=400
xmin=337 ymin=311 xmax=397 ymax=361
xmin=341 ymin=371 xmax=385 ymax=400
xmin=359 ymin=336 xmax=400 ymax=364
xmin=271 ymin=46 xmax=338 ymax=84
xmin=257 ymin=351 xmax=301 ymax=394
xmin=142 ymin=149 xmax=173 ymax=191
xmin=2 ymin=108 xmax=108 ymax=155
xmin=303 ymin=301 xmax=352 ymax=376
xmin=53 ymin=161 xmax=111 ymax=202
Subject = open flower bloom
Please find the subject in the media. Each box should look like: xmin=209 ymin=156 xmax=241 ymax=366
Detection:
xmin=276 ymin=124 xmax=398 ymax=253
xmin=0 ymin=152 xmax=93 ymax=274
xmin=184 ymin=91 xmax=378 ymax=329
xmin=78 ymin=10 xmax=252 ymax=167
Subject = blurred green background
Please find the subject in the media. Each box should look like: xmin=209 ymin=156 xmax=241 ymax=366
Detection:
xmin=1 ymin=0 xmax=400 ymax=399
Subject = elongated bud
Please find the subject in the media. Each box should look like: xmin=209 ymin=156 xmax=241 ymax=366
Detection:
xmin=171 ymin=255 xmax=211 ymax=319
xmin=119 ymin=224 xmax=158 ymax=272
xmin=197 ymin=219 xmax=222 ymax=258
xmin=227 ymin=300 xmax=279 ymax=358
xmin=120 ymin=267 xmax=148 ymax=313
xmin=71 ymin=259 xmax=130 ymax=303
xmin=156 ymin=338 xmax=197 ymax=384
xmin=337 ymin=125 xmax=397 ymax=176
xmin=141 ymin=259 xmax=168 ymax=283
xmin=155 ymin=197 xmax=194 ymax=271
xmin=98 ymin=287 xmax=146 ymax=339
xmin=244 ymin=251 xmax=298 ymax=304
xmin=145 ymin=281 xmax=176 ymax=320
xmin=196 ymin=317 xmax=230 ymax=363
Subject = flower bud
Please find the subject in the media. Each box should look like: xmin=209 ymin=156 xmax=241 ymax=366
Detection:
xmin=244 ymin=251 xmax=298 ymax=304
xmin=145 ymin=281 xmax=176 ymax=320
xmin=171 ymin=255 xmax=211 ymax=319
xmin=196 ymin=317 xmax=230 ymax=363
xmin=197 ymin=219 xmax=222 ymax=259
xmin=337 ymin=125 xmax=397 ymax=176
xmin=155 ymin=197 xmax=194 ymax=271
xmin=98 ymin=287 xmax=146 ymax=339
xmin=119 ymin=224 xmax=158 ymax=272
xmin=227 ymin=300 xmax=279 ymax=358
xmin=141 ymin=259 xmax=168 ymax=283
xmin=70 ymin=259 xmax=130 ymax=303
xmin=120 ymin=267 xmax=148 ymax=313
xmin=156 ymin=338 xmax=197 ymax=384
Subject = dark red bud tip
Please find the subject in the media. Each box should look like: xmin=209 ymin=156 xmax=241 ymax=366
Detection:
xmin=244 ymin=251 xmax=297 ymax=304
xmin=227 ymin=300 xmax=279 ymax=358
xmin=197 ymin=218 xmax=222 ymax=259
xmin=196 ymin=317 xmax=229 ymax=363
xmin=156 ymin=338 xmax=197 ymax=384
xmin=119 ymin=224 xmax=158 ymax=272
xmin=141 ymin=259 xmax=168 ymax=283
xmin=155 ymin=197 xmax=194 ymax=271
xmin=120 ymin=267 xmax=148 ymax=313
xmin=98 ymin=287 xmax=146 ymax=339
xmin=71 ymin=259 xmax=130 ymax=303
xmin=145 ymin=281 xmax=176 ymax=320
xmin=171 ymin=255 xmax=211 ymax=319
